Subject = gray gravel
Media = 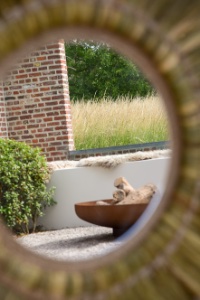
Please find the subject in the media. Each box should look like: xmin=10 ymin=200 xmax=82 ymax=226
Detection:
xmin=17 ymin=226 xmax=123 ymax=261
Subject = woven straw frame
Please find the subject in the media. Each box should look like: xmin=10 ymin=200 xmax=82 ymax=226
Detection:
xmin=0 ymin=0 xmax=199 ymax=299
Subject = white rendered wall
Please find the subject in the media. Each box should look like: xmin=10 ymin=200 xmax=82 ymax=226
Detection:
xmin=40 ymin=157 xmax=171 ymax=230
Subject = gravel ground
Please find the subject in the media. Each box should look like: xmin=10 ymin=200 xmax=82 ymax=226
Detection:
xmin=17 ymin=226 xmax=123 ymax=261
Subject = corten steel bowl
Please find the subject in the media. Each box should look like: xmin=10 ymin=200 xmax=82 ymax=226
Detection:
xmin=75 ymin=200 xmax=149 ymax=237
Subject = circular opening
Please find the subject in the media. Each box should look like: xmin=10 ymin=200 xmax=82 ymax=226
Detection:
xmin=7 ymin=38 xmax=171 ymax=263
xmin=0 ymin=26 xmax=177 ymax=269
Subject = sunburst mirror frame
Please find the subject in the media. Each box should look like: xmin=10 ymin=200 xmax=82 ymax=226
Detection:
xmin=0 ymin=1 xmax=200 ymax=299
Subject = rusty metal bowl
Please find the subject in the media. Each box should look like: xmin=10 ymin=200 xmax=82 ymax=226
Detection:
xmin=75 ymin=199 xmax=148 ymax=237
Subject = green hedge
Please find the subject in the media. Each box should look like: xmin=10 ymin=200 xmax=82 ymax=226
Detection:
xmin=0 ymin=139 xmax=55 ymax=234
xmin=65 ymin=41 xmax=155 ymax=101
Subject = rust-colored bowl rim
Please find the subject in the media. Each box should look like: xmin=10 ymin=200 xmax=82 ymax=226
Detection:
xmin=75 ymin=200 xmax=149 ymax=230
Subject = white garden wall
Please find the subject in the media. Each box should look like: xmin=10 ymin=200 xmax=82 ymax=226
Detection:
xmin=40 ymin=157 xmax=170 ymax=230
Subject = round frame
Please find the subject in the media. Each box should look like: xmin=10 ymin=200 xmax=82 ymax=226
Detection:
xmin=0 ymin=1 xmax=200 ymax=299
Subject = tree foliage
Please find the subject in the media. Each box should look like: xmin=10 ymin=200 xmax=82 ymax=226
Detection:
xmin=65 ymin=41 xmax=155 ymax=101
xmin=0 ymin=139 xmax=55 ymax=234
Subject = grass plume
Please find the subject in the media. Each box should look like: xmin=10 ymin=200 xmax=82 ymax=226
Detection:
xmin=71 ymin=96 xmax=169 ymax=150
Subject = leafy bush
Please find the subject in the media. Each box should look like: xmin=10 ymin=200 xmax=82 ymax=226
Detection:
xmin=65 ymin=41 xmax=155 ymax=101
xmin=0 ymin=139 xmax=55 ymax=234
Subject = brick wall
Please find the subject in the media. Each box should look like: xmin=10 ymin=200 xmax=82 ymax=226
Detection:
xmin=3 ymin=39 xmax=74 ymax=161
xmin=0 ymin=83 xmax=8 ymax=138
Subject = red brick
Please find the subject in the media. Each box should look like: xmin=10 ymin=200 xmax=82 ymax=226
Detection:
xmin=55 ymin=125 xmax=67 ymax=130
xmin=55 ymin=60 xmax=66 ymax=65
xmin=35 ymin=133 xmax=48 ymax=138
xmin=43 ymin=81 xmax=56 ymax=86
xmin=14 ymin=125 xmax=26 ymax=130
xmin=21 ymin=134 xmax=34 ymax=139
xmin=46 ymin=44 xmax=60 ymax=49
xmin=47 ymin=147 xmax=56 ymax=151
xmin=48 ymin=55 xmax=60 ymax=60
xmin=16 ymin=74 xmax=28 ymax=79
xmin=31 ymin=93 xmax=43 ymax=97
xmin=38 ymin=66 xmax=48 ymax=71
xmin=48 ymin=121 xmax=60 ymax=126
xmin=40 ymin=77 xmax=48 ymax=81
xmin=49 ymin=65 xmax=61 ymax=70
xmin=29 ymin=72 xmax=41 ymax=77
xmin=42 ymin=61 xmax=54 ymax=66
xmin=53 ymin=115 xmax=65 ymax=121
xmin=41 ymin=97 xmax=51 ymax=101
xmin=43 ymin=117 xmax=53 ymax=122
xmin=21 ymin=63 xmax=33 ymax=68
xmin=27 ymin=124 xmax=39 ymax=129
xmin=45 ymin=101 xmax=58 ymax=106
xmin=32 ymin=139 xmax=39 ymax=143
xmin=34 ymin=113 xmax=46 ymax=118
xmin=37 ymin=56 xmax=46 ymax=61
xmin=40 ymin=87 xmax=50 ymax=92
xmin=38 ymin=138 xmax=45 ymax=142
xmin=55 ymin=70 xmax=62 ymax=74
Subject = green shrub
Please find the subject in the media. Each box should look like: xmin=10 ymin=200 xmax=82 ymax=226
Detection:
xmin=0 ymin=139 xmax=55 ymax=234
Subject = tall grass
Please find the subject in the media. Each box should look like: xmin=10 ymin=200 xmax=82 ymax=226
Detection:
xmin=71 ymin=96 xmax=169 ymax=150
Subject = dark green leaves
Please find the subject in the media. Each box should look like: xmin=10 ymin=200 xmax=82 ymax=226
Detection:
xmin=65 ymin=41 xmax=155 ymax=101
xmin=0 ymin=139 xmax=55 ymax=234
